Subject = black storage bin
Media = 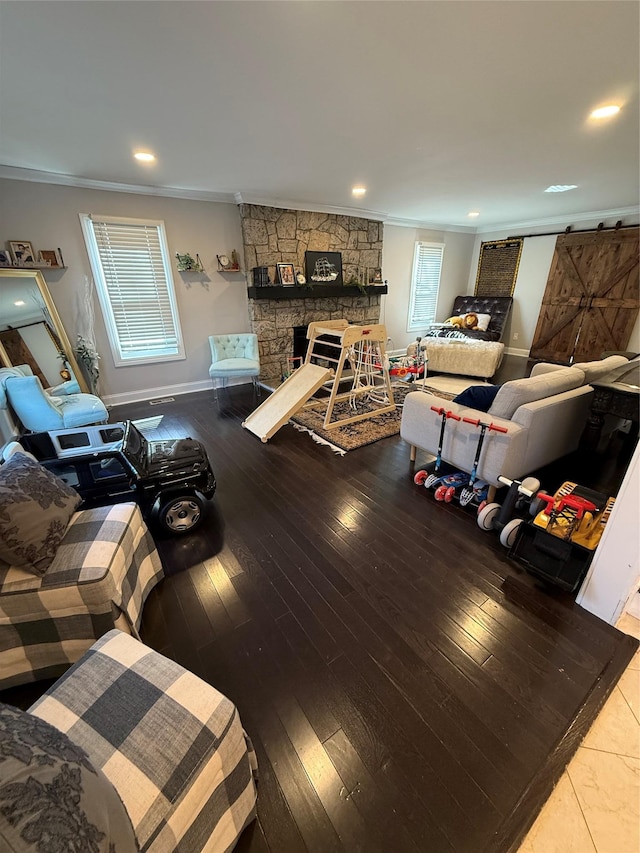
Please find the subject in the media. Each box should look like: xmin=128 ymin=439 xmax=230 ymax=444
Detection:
xmin=510 ymin=523 xmax=594 ymax=592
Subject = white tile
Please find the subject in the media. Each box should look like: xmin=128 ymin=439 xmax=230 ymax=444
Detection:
xmin=518 ymin=771 xmax=596 ymax=853
xmin=582 ymin=687 xmax=640 ymax=759
xmin=626 ymin=647 xmax=640 ymax=672
xmin=618 ymin=667 xmax=640 ymax=725
xmin=567 ymin=748 xmax=640 ymax=853
xmin=617 ymin=612 xmax=640 ymax=642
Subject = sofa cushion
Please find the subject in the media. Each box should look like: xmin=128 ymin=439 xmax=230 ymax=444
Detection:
xmin=0 ymin=702 xmax=136 ymax=853
xmin=571 ymin=355 xmax=629 ymax=383
xmin=488 ymin=367 xmax=585 ymax=420
xmin=0 ymin=454 xmax=81 ymax=575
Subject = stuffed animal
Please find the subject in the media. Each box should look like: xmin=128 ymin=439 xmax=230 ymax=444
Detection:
xmin=445 ymin=315 xmax=464 ymax=328
xmin=464 ymin=312 xmax=479 ymax=329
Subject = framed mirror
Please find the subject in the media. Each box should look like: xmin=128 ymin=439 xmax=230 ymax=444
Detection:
xmin=0 ymin=269 xmax=89 ymax=393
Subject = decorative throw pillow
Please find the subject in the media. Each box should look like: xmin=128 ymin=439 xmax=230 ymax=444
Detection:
xmin=0 ymin=453 xmax=81 ymax=575
xmin=474 ymin=313 xmax=492 ymax=332
xmin=0 ymin=703 xmax=137 ymax=853
xmin=453 ymin=384 xmax=501 ymax=412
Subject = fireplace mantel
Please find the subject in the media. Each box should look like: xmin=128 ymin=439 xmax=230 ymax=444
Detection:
xmin=247 ymin=284 xmax=387 ymax=300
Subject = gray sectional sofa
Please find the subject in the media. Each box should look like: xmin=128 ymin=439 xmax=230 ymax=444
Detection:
xmin=400 ymin=355 xmax=629 ymax=487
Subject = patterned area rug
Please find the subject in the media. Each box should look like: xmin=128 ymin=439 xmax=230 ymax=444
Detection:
xmin=289 ymin=384 xmax=455 ymax=454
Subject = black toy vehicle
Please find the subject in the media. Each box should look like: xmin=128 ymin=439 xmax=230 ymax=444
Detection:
xmin=21 ymin=421 xmax=216 ymax=535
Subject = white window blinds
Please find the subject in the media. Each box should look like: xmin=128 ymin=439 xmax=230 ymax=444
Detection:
xmin=80 ymin=214 xmax=184 ymax=366
xmin=407 ymin=241 xmax=445 ymax=332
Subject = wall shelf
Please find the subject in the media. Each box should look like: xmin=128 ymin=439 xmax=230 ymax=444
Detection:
xmin=0 ymin=265 xmax=67 ymax=271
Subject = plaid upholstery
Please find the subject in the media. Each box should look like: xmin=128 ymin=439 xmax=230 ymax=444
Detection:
xmin=30 ymin=630 xmax=258 ymax=853
xmin=0 ymin=503 xmax=163 ymax=689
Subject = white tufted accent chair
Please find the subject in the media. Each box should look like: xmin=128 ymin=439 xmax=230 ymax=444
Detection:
xmin=208 ymin=333 xmax=261 ymax=405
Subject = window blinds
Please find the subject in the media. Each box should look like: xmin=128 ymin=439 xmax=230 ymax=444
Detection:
xmin=407 ymin=242 xmax=445 ymax=332
xmin=82 ymin=216 xmax=184 ymax=365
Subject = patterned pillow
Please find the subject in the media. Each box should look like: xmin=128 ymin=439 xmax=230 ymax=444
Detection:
xmin=0 ymin=703 xmax=137 ymax=852
xmin=0 ymin=453 xmax=81 ymax=575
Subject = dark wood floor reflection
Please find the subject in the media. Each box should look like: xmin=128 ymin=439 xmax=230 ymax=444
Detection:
xmin=3 ymin=377 xmax=637 ymax=853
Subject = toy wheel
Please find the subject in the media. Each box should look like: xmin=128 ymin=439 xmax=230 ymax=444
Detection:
xmin=529 ymin=492 xmax=548 ymax=517
xmin=477 ymin=502 xmax=500 ymax=530
xmin=434 ymin=485 xmax=447 ymax=501
xmin=444 ymin=486 xmax=456 ymax=503
xmin=500 ymin=518 xmax=523 ymax=548
xmin=477 ymin=500 xmax=487 ymax=515
xmin=424 ymin=473 xmax=437 ymax=488
xmin=158 ymin=493 xmax=204 ymax=534
xmin=414 ymin=470 xmax=429 ymax=485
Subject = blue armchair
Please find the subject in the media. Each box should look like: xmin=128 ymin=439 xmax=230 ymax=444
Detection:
xmin=0 ymin=368 xmax=108 ymax=432
xmin=208 ymin=333 xmax=261 ymax=404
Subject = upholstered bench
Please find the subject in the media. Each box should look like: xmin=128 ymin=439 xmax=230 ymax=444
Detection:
xmin=3 ymin=630 xmax=258 ymax=852
xmin=424 ymin=337 xmax=505 ymax=379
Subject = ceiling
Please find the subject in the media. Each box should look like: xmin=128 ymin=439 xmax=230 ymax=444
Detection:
xmin=1 ymin=1 xmax=638 ymax=230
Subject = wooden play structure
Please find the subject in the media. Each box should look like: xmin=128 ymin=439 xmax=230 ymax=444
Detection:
xmin=242 ymin=320 xmax=395 ymax=443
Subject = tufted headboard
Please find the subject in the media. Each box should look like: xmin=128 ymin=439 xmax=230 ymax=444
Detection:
xmin=450 ymin=295 xmax=514 ymax=341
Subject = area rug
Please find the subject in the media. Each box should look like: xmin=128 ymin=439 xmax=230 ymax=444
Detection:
xmin=289 ymin=384 xmax=456 ymax=454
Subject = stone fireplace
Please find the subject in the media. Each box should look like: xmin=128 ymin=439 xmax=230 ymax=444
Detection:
xmin=239 ymin=203 xmax=386 ymax=380
xmin=247 ymin=290 xmax=384 ymax=380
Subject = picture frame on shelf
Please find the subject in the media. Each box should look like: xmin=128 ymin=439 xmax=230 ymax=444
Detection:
xmin=305 ymin=251 xmax=343 ymax=286
xmin=368 ymin=267 xmax=383 ymax=284
xmin=276 ymin=262 xmax=296 ymax=286
xmin=38 ymin=249 xmax=64 ymax=268
xmin=8 ymin=241 xmax=36 ymax=266
xmin=0 ymin=250 xmax=11 ymax=267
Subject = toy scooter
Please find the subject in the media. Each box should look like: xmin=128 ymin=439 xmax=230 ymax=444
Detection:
xmin=413 ymin=407 xmax=460 ymax=488
xmin=476 ymin=474 xmax=542 ymax=547
xmin=434 ymin=418 xmax=507 ymax=504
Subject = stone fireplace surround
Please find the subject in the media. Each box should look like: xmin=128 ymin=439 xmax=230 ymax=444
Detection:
xmin=248 ymin=291 xmax=384 ymax=380
xmin=240 ymin=202 xmax=386 ymax=381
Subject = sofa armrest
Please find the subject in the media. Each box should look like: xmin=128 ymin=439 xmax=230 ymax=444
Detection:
xmin=29 ymin=630 xmax=258 ymax=853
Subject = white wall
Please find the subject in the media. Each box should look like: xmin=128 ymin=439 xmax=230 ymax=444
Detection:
xmin=0 ymin=179 xmax=247 ymax=402
xmin=382 ymin=224 xmax=476 ymax=351
xmin=468 ymin=215 xmax=640 ymax=355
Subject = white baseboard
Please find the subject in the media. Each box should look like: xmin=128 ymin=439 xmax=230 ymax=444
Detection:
xmin=504 ymin=347 xmax=530 ymax=358
xmin=102 ymin=376 xmax=249 ymax=407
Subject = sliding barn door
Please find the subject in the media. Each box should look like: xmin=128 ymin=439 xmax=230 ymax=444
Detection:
xmin=530 ymin=228 xmax=639 ymax=364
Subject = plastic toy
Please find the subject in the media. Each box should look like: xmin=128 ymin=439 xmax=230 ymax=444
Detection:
xmin=507 ymin=481 xmax=616 ymax=591
xmin=413 ymin=407 xmax=460 ymax=488
xmin=20 ymin=421 xmax=216 ymax=535
xmin=477 ymin=474 xmax=542 ymax=547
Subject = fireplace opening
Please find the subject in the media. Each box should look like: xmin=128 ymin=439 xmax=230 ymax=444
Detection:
xmin=292 ymin=325 xmax=346 ymax=366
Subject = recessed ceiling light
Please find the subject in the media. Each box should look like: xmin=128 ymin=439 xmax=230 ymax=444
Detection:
xmin=134 ymin=151 xmax=156 ymax=162
xmin=590 ymin=105 xmax=620 ymax=119
xmin=545 ymin=185 xmax=578 ymax=193
xmin=467 ymin=211 xmax=480 ymax=218
xmin=352 ymin=186 xmax=366 ymax=197
xmin=14 ymin=300 xmax=25 ymax=306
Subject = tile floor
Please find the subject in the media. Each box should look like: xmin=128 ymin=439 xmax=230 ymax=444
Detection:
xmin=519 ymin=611 xmax=640 ymax=853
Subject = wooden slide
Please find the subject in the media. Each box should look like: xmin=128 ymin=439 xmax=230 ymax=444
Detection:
xmin=242 ymin=363 xmax=331 ymax=442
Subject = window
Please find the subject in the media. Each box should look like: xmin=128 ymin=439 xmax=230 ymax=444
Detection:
xmin=80 ymin=214 xmax=184 ymax=366
xmin=407 ymin=241 xmax=445 ymax=332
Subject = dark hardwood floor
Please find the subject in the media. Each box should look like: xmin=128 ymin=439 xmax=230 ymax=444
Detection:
xmin=2 ymin=369 xmax=637 ymax=852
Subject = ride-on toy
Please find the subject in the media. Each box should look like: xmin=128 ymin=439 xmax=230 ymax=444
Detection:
xmin=508 ymin=481 xmax=616 ymax=592
xmin=477 ymin=474 xmax=542 ymax=547
xmin=433 ymin=418 xmax=507 ymax=504
xmin=413 ymin=407 xmax=460 ymax=488
xmin=20 ymin=421 xmax=216 ymax=535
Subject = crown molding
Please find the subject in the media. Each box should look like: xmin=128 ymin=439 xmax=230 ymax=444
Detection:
xmin=234 ymin=192 xmax=387 ymax=221
xmin=475 ymin=205 xmax=640 ymax=235
xmin=383 ymin=215 xmax=477 ymax=234
xmin=0 ymin=165 xmax=235 ymax=203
